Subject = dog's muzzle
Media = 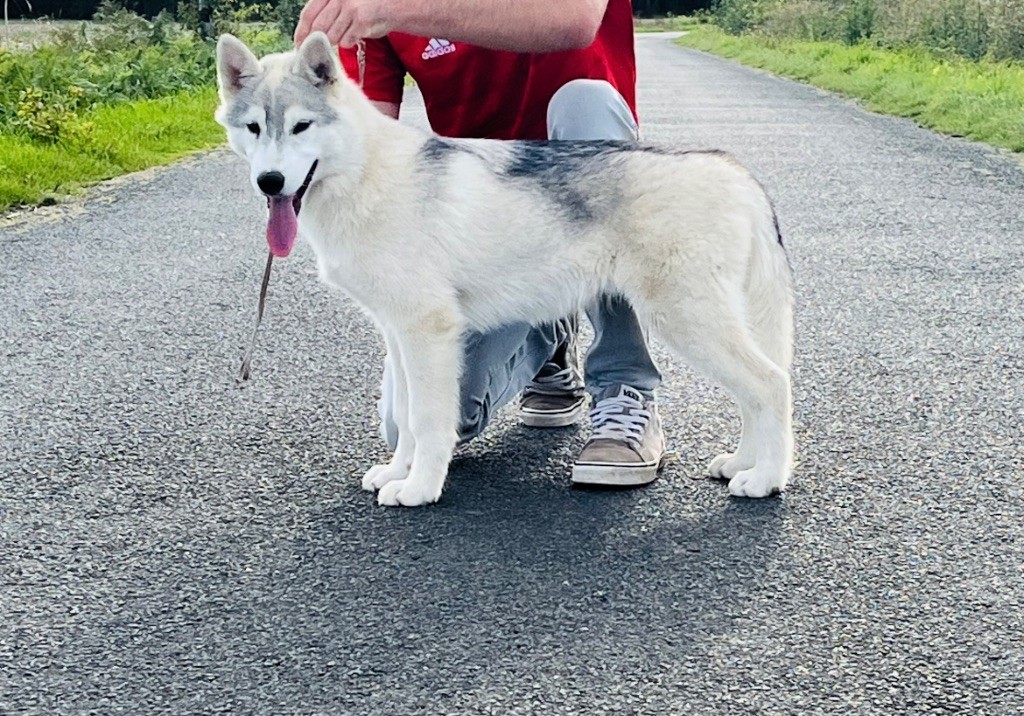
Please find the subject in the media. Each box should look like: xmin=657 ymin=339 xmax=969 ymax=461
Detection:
xmin=265 ymin=160 xmax=318 ymax=258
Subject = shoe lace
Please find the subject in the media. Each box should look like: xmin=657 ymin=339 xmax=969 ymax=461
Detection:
xmin=589 ymin=394 xmax=651 ymax=448
xmin=524 ymin=365 xmax=583 ymax=396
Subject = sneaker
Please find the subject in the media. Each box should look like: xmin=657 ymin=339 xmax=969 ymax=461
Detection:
xmin=520 ymin=327 xmax=586 ymax=428
xmin=571 ymin=385 xmax=666 ymax=487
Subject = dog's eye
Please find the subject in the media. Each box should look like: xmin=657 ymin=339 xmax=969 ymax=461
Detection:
xmin=246 ymin=122 xmax=260 ymax=136
xmin=292 ymin=121 xmax=312 ymax=135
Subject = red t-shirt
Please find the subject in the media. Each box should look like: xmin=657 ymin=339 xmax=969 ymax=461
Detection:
xmin=338 ymin=0 xmax=636 ymax=140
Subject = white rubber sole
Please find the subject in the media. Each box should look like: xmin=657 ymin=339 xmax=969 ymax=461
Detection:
xmin=519 ymin=398 xmax=587 ymax=428
xmin=571 ymin=455 xmax=666 ymax=487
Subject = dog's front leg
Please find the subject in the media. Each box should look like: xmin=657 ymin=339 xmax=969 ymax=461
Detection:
xmin=362 ymin=332 xmax=415 ymax=492
xmin=376 ymin=310 xmax=462 ymax=507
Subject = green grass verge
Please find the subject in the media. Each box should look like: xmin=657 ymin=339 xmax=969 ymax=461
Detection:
xmin=676 ymin=25 xmax=1024 ymax=153
xmin=0 ymin=88 xmax=223 ymax=213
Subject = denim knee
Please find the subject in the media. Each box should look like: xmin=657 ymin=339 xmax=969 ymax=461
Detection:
xmin=546 ymin=79 xmax=638 ymax=141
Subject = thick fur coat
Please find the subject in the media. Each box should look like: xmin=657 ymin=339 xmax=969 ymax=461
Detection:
xmin=216 ymin=33 xmax=795 ymax=507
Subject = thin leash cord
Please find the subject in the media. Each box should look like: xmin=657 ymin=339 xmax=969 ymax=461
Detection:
xmin=238 ymin=249 xmax=274 ymax=382
xmin=357 ymin=39 xmax=366 ymax=87
xmin=238 ymin=40 xmax=367 ymax=384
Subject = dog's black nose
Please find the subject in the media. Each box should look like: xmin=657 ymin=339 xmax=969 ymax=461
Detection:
xmin=257 ymin=171 xmax=286 ymax=196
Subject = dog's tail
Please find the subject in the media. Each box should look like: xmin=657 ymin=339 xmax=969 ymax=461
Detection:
xmin=745 ymin=195 xmax=794 ymax=372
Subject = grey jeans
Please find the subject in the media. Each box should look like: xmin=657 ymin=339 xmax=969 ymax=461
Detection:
xmin=379 ymin=79 xmax=662 ymax=447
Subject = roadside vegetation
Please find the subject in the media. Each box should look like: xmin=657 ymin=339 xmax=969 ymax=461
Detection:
xmin=635 ymin=16 xmax=703 ymax=32
xmin=0 ymin=1 xmax=292 ymax=212
xmin=678 ymin=0 xmax=1024 ymax=152
xmin=5 ymin=0 xmax=1024 ymax=212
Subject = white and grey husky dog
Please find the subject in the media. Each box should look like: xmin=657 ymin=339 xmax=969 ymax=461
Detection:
xmin=216 ymin=32 xmax=795 ymax=507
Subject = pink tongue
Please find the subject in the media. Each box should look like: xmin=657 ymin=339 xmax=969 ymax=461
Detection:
xmin=266 ymin=197 xmax=297 ymax=257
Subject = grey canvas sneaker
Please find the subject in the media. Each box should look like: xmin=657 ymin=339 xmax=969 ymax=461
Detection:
xmin=571 ymin=385 xmax=666 ymax=487
xmin=519 ymin=325 xmax=586 ymax=428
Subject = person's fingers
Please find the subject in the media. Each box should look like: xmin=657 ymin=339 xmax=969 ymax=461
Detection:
xmin=310 ymin=2 xmax=346 ymax=41
xmin=338 ymin=17 xmax=361 ymax=48
xmin=363 ymin=19 xmax=390 ymax=39
xmin=341 ymin=16 xmax=387 ymax=47
xmin=294 ymin=0 xmax=336 ymax=46
xmin=331 ymin=13 xmax=360 ymax=47
xmin=294 ymin=0 xmax=331 ymax=45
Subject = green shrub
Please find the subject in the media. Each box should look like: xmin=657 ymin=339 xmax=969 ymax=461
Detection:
xmin=14 ymin=86 xmax=93 ymax=142
xmin=710 ymin=0 xmax=1024 ymax=61
xmin=175 ymin=0 xmax=286 ymax=38
xmin=843 ymin=0 xmax=877 ymax=44
xmin=0 ymin=1 xmax=294 ymax=209
xmin=759 ymin=1 xmax=840 ymax=41
xmin=0 ymin=3 xmax=289 ymax=141
xmin=712 ymin=0 xmax=768 ymax=34
xmin=918 ymin=0 xmax=990 ymax=60
xmin=276 ymin=0 xmax=304 ymax=37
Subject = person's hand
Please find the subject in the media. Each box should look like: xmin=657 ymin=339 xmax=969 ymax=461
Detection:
xmin=294 ymin=0 xmax=393 ymax=48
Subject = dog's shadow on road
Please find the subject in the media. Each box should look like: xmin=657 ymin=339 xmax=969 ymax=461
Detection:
xmin=65 ymin=410 xmax=786 ymax=708
xmin=288 ymin=418 xmax=787 ymax=698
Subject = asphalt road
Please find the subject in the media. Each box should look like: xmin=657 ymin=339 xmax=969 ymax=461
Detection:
xmin=2 ymin=33 xmax=1023 ymax=715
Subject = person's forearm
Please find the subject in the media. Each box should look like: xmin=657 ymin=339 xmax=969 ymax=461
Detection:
xmin=293 ymin=0 xmax=609 ymax=52
xmin=388 ymin=0 xmax=607 ymax=52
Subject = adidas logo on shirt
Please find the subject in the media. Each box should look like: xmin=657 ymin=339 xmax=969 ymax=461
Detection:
xmin=422 ymin=38 xmax=457 ymax=60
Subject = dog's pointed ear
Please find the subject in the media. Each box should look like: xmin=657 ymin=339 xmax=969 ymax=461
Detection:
xmin=297 ymin=31 xmax=340 ymax=88
xmin=217 ymin=34 xmax=261 ymax=102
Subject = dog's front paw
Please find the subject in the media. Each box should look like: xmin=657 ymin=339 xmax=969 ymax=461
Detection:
xmin=377 ymin=476 xmax=443 ymax=507
xmin=728 ymin=467 xmax=786 ymax=498
xmin=361 ymin=461 xmax=410 ymax=492
xmin=709 ymin=452 xmax=756 ymax=480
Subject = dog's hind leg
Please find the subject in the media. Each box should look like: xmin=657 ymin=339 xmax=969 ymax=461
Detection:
xmin=654 ymin=305 xmax=792 ymax=498
xmin=375 ymin=308 xmax=463 ymax=507
xmin=710 ymin=212 xmax=794 ymax=492
xmin=362 ymin=333 xmax=415 ymax=492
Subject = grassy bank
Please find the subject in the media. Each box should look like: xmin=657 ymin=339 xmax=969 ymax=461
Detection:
xmin=676 ymin=25 xmax=1024 ymax=153
xmin=0 ymin=89 xmax=222 ymax=211
xmin=709 ymin=0 xmax=1024 ymax=62
xmin=0 ymin=5 xmax=291 ymax=215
